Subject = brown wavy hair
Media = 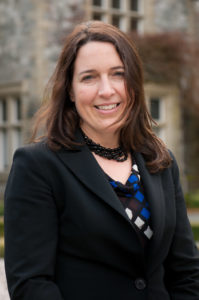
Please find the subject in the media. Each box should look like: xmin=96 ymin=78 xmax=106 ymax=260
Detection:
xmin=31 ymin=21 xmax=172 ymax=173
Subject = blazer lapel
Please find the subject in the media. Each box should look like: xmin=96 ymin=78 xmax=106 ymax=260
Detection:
xmin=56 ymin=131 xmax=166 ymax=261
xmin=134 ymin=152 xmax=165 ymax=268
xmin=56 ymin=131 xmax=134 ymax=227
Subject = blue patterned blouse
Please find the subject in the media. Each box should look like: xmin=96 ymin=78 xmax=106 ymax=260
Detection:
xmin=106 ymin=158 xmax=153 ymax=247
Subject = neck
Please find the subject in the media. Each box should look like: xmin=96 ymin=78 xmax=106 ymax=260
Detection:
xmin=80 ymin=127 xmax=120 ymax=149
xmin=82 ymin=129 xmax=127 ymax=162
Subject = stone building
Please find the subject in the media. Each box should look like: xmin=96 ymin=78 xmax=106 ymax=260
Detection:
xmin=0 ymin=0 xmax=198 ymax=197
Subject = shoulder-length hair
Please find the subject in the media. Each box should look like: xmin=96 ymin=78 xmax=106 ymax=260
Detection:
xmin=31 ymin=20 xmax=171 ymax=173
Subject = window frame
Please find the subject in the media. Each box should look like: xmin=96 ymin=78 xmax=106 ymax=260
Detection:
xmin=87 ymin=0 xmax=144 ymax=33
xmin=0 ymin=83 xmax=24 ymax=172
xmin=148 ymin=96 xmax=166 ymax=141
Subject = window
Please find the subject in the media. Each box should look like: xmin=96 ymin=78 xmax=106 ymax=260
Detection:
xmin=0 ymin=129 xmax=8 ymax=171
xmin=130 ymin=17 xmax=138 ymax=31
xmin=0 ymin=94 xmax=23 ymax=171
xmin=11 ymin=128 xmax=22 ymax=154
xmin=112 ymin=0 xmax=120 ymax=9
xmin=150 ymin=98 xmax=160 ymax=120
xmin=92 ymin=12 xmax=103 ymax=20
xmin=149 ymin=97 xmax=165 ymax=140
xmin=130 ymin=0 xmax=138 ymax=11
xmin=11 ymin=97 xmax=22 ymax=123
xmin=92 ymin=0 xmax=102 ymax=6
xmin=87 ymin=0 xmax=143 ymax=33
xmin=16 ymin=98 xmax=22 ymax=121
xmin=112 ymin=15 xmax=121 ymax=27
xmin=0 ymin=98 xmax=9 ymax=171
xmin=0 ymin=99 xmax=7 ymax=123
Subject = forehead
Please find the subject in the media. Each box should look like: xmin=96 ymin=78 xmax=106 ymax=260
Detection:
xmin=74 ymin=41 xmax=123 ymax=72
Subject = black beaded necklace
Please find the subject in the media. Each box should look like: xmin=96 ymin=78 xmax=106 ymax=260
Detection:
xmin=82 ymin=132 xmax=128 ymax=162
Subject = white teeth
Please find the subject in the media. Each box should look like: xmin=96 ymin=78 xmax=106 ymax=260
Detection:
xmin=96 ymin=104 xmax=118 ymax=110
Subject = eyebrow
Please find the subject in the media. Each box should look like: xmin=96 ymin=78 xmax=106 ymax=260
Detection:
xmin=78 ymin=66 xmax=124 ymax=76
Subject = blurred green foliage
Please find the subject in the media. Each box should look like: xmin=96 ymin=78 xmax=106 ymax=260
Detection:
xmin=0 ymin=201 xmax=3 ymax=217
xmin=192 ymin=225 xmax=199 ymax=242
xmin=0 ymin=216 xmax=3 ymax=258
xmin=185 ymin=190 xmax=199 ymax=208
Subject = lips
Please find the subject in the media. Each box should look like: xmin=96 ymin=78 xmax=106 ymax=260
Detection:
xmin=95 ymin=103 xmax=120 ymax=110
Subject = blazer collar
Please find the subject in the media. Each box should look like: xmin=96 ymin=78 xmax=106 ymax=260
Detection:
xmin=56 ymin=130 xmax=165 ymax=267
xmin=134 ymin=152 xmax=165 ymax=271
xmin=56 ymin=129 xmax=134 ymax=226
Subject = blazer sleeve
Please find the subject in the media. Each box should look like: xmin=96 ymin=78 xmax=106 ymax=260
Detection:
xmin=4 ymin=146 xmax=64 ymax=300
xmin=164 ymin=153 xmax=199 ymax=299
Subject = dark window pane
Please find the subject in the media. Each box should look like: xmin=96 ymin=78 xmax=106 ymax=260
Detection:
xmin=130 ymin=18 xmax=138 ymax=31
xmin=112 ymin=15 xmax=120 ymax=27
xmin=92 ymin=12 xmax=103 ymax=20
xmin=112 ymin=0 xmax=120 ymax=9
xmin=2 ymin=129 xmax=8 ymax=169
xmin=2 ymin=100 xmax=7 ymax=121
xmin=93 ymin=0 xmax=102 ymax=6
xmin=16 ymin=98 xmax=21 ymax=120
xmin=150 ymin=98 xmax=160 ymax=119
xmin=0 ymin=99 xmax=7 ymax=122
xmin=130 ymin=0 xmax=138 ymax=11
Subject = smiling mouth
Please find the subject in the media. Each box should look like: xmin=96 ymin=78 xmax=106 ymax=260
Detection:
xmin=95 ymin=103 xmax=120 ymax=110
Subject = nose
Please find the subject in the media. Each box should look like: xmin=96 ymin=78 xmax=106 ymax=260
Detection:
xmin=98 ymin=76 xmax=115 ymax=98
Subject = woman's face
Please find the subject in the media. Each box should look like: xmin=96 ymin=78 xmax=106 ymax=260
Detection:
xmin=71 ymin=41 xmax=128 ymax=141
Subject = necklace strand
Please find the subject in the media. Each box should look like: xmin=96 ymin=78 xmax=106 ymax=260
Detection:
xmin=82 ymin=132 xmax=128 ymax=162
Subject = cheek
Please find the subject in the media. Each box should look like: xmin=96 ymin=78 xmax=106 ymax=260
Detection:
xmin=74 ymin=86 xmax=96 ymax=106
xmin=114 ymin=81 xmax=126 ymax=94
xmin=116 ymin=87 xmax=127 ymax=104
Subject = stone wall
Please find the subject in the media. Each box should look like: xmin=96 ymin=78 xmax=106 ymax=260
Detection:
xmin=0 ymin=0 xmax=85 ymax=101
xmin=153 ymin=0 xmax=194 ymax=34
xmin=0 ymin=0 xmax=36 ymax=84
xmin=0 ymin=0 xmax=196 ymax=97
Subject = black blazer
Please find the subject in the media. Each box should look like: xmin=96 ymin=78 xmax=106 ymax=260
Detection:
xmin=4 ymin=132 xmax=199 ymax=300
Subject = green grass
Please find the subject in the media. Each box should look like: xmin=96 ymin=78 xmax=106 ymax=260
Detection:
xmin=192 ymin=225 xmax=199 ymax=242
xmin=185 ymin=190 xmax=199 ymax=209
xmin=0 ymin=217 xmax=4 ymax=258
xmin=0 ymin=201 xmax=4 ymax=217
xmin=0 ymin=201 xmax=4 ymax=257
xmin=0 ymin=244 xmax=4 ymax=258
xmin=0 ymin=219 xmax=3 ymax=237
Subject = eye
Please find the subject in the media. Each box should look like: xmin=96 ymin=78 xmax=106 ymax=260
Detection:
xmin=81 ymin=75 xmax=95 ymax=82
xmin=113 ymin=71 xmax=125 ymax=78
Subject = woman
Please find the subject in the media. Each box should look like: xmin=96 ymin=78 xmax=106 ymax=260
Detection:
xmin=4 ymin=21 xmax=199 ymax=300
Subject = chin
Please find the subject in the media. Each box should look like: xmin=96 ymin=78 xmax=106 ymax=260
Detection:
xmin=100 ymin=125 xmax=121 ymax=135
